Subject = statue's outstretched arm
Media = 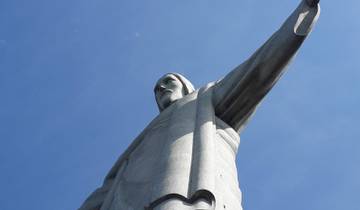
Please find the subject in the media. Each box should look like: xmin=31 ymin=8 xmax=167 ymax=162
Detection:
xmin=213 ymin=0 xmax=320 ymax=132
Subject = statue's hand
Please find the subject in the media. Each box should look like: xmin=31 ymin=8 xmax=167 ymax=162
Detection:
xmin=305 ymin=0 xmax=320 ymax=7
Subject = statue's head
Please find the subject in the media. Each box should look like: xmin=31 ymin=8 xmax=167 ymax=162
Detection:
xmin=154 ymin=73 xmax=195 ymax=111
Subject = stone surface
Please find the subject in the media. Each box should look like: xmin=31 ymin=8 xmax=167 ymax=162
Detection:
xmin=79 ymin=1 xmax=320 ymax=210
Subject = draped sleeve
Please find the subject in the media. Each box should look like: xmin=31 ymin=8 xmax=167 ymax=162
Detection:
xmin=213 ymin=1 xmax=320 ymax=132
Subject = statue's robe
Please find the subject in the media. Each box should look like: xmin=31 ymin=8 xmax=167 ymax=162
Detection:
xmin=82 ymin=84 xmax=242 ymax=210
xmin=79 ymin=2 xmax=320 ymax=210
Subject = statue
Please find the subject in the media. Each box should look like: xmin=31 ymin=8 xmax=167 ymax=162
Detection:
xmin=79 ymin=0 xmax=320 ymax=209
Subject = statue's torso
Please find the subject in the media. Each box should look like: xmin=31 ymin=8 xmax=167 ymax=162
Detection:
xmin=105 ymin=88 xmax=242 ymax=210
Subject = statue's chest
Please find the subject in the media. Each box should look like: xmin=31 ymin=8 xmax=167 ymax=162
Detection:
xmin=123 ymin=98 xmax=198 ymax=181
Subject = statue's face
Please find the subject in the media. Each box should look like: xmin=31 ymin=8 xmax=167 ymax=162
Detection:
xmin=155 ymin=74 xmax=185 ymax=110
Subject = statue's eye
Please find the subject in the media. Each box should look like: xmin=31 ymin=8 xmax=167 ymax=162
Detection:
xmin=164 ymin=78 xmax=175 ymax=84
xmin=155 ymin=85 xmax=163 ymax=92
xmin=155 ymin=86 xmax=160 ymax=92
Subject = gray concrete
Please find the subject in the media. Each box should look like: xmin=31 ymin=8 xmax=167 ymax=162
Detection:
xmin=79 ymin=1 xmax=320 ymax=209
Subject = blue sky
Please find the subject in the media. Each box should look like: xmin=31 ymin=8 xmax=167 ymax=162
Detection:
xmin=1 ymin=0 xmax=359 ymax=210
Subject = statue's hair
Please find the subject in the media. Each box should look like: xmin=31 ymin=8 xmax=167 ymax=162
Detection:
xmin=154 ymin=73 xmax=195 ymax=111
xmin=169 ymin=73 xmax=195 ymax=95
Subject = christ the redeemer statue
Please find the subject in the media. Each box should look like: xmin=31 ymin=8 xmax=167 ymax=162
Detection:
xmin=79 ymin=0 xmax=320 ymax=209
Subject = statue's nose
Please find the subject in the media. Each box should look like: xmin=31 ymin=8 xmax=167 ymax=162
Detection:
xmin=159 ymin=85 xmax=166 ymax=91
xmin=155 ymin=84 xmax=166 ymax=93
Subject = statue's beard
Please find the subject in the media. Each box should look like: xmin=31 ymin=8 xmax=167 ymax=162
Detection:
xmin=160 ymin=96 xmax=173 ymax=110
xmin=159 ymin=93 xmax=182 ymax=110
